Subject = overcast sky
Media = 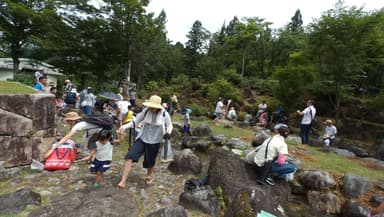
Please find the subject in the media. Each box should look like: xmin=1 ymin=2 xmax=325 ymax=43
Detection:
xmin=145 ymin=0 xmax=383 ymax=44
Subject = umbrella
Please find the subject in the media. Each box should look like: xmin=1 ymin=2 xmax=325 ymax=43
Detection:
xmin=99 ymin=92 xmax=121 ymax=101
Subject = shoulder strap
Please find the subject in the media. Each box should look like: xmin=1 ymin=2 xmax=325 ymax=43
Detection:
xmin=264 ymin=137 xmax=273 ymax=160
xmin=309 ymin=107 xmax=314 ymax=120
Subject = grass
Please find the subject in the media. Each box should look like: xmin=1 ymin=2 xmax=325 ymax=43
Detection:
xmin=0 ymin=81 xmax=37 ymax=94
xmin=183 ymin=113 xmax=384 ymax=181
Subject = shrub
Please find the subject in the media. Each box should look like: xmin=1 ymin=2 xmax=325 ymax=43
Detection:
xmin=206 ymin=79 xmax=242 ymax=102
xmin=188 ymin=103 xmax=210 ymax=117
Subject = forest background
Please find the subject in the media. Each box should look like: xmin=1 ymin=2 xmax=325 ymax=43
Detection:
xmin=1 ymin=0 xmax=384 ymax=128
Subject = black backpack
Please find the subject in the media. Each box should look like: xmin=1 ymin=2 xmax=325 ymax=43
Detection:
xmin=83 ymin=115 xmax=115 ymax=130
xmin=64 ymin=92 xmax=76 ymax=104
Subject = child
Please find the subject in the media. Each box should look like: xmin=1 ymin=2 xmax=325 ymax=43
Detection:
xmin=82 ymin=129 xmax=115 ymax=187
xmin=183 ymin=108 xmax=192 ymax=136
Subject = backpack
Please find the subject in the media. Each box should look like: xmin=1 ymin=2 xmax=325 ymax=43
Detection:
xmin=83 ymin=115 xmax=115 ymax=130
xmin=64 ymin=92 xmax=76 ymax=104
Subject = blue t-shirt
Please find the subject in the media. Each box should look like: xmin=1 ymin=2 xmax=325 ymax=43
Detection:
xmin=34 ymin=83 xmax=43 ymax=91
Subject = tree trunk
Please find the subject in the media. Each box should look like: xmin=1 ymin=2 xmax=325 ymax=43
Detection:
xmin=241 ymin=46 xmax=246 ymax=77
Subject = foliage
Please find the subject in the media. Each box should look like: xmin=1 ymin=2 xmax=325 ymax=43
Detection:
xmin=188 ymin=103 xmax=210 ymax=117
xmin=205 ymin=79 xmax=242 ymax=102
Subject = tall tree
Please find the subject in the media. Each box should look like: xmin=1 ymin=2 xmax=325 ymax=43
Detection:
xmin=308 ymin=1 xmax=384 ymax=121
xmin=0 ymin=0 xmax=48 ymax=75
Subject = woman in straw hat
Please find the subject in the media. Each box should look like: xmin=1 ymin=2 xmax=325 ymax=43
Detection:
xmin=117 ymin=95 xmax=173 ymax=188
xmin=322 ymin=119 xmax=337 ymax=147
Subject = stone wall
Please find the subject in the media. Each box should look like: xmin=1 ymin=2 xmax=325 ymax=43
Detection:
xmin=0 ymin=94 xmax=56 ymax=168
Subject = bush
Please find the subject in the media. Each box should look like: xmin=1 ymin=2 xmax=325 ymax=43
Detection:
xmin=188 ymin=103 xmax=210 ymax=117
xmin=205 ymin=79 xmax=243 ymax=102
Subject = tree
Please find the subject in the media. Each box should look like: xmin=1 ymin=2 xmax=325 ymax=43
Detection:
xmin=289 ymin=9 xmax=303 ymax=32
xmin=0 ymin=0 xmax=48 ymax=75
xmin=308 ymin=1 xmax=384 ymax=122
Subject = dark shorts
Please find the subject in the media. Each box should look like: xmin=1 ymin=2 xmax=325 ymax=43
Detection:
xmin=125 ymin=138 xmax=160 ymax=168
xmin=90 ymin=159 xmax=111 ymax=173
xmin=183 ymin=125 xmax=190 ymax=132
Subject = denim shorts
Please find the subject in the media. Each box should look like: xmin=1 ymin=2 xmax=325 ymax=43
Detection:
xmin=90 ymin=159 xmax=111 ymax=173
xmin=125 ymin=138 xmax=160 ymax=168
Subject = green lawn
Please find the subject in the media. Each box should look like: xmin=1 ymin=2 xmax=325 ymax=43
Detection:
xmin=0 ymin=81 xmax=37 ymax=94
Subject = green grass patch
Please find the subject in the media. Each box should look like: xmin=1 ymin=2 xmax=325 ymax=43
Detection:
xmin=0 ymin=81 xmax=37 ymax=94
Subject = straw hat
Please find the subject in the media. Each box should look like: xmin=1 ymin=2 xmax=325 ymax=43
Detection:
xmin=324 ymin=119 xmax=333 ymax=125
xmin=64 ymin=112 xmax=82 ymax=121
xmin=143 ymin=95 xmax=163 ymax=109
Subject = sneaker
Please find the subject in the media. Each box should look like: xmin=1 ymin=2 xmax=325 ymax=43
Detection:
xmin=265 ymin=177 xmax=275 ymax=186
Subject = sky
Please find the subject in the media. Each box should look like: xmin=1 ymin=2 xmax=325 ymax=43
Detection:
xmin=145 ymin=0 xmax=383 ymax=44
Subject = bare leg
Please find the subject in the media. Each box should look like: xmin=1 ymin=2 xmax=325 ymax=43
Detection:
xmin=117 ymin=159 xmax=133 ymax=188
xmin=95 ymin=171 xmax=103 ymax=184
xmin=145 ymin=167 xmax=154 ymax=185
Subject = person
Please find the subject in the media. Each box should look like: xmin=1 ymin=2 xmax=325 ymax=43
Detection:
xmin=322 ymin=119 xmax=337 ymax=147
xmin=45 ymin=112 xmax=117 ymax=157
xmin=80 ymin=87 xmax=96 ymax=115
xmin=256 ymin=101 xmax=268 ymax=118
xmin=34 ymin=70 xmax=43 ymax=84
xmin=227 ymin=107 xmax=237 ymax=122
xmin=257 ymin=111 xmax=269 ymax=128
xmin=183 ymin=108 xmax=192 ymax=136
xmin=213 ymin=97 xmax=224 ymax=125
xmin=64 ymin=87 xmax=78 ymax=109
xmin=170 ymin=93 xmax=179 ymax=112
xmin=82 ymin=129 xmax=118 ymax=188
xmin=34 ymin=76 xmax=47 ymax=92
xmin=128 ymin=90 xmax=136 ymax=106
xmin=272 ymin=104 xmax=284 ymax=123
xmin=117 ymin=95 xmax=173 ymax=188
xmin=116 ymin=96 xmax=130 ymax=126
xmin=64 ymin=79 xmax=73 ymax=93
xmin=248 ymin=124 xmax=296 ymax=185
xmin=297 ymin=100 xmax=316 ymax=146
xmin=244 ymin=111 xmax=253 ymax=124
xmin=44 ymin=132 xmax=76 ymax=160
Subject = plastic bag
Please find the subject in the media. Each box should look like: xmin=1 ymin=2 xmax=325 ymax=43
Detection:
xmin=160 ymin=139 xmax=174 ymax=163
xmin=30 ymin=159 xmax=45 ymax=170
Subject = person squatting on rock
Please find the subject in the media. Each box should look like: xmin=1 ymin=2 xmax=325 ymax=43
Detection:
xmin=297 ymin=99 xmax=316 ymax=146
xmin=322 ymin=119 xmax=337 ymax=147
xmin=247 ymin=124 xmax=296 ymax=185
xmin=117 ymin=95 xmax=173 ymax=188
xmin=82 ymin=129 xmax=120 ymax=188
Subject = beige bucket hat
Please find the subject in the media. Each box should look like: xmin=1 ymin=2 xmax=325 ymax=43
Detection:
xmin=64 ymin=112 xmax=82 ymax=121
xmin=143 ymin=95 xmax=163 ymax=109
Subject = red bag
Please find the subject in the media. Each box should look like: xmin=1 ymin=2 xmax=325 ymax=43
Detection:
xmin=44 ymin=142 xmax=77 ymax=170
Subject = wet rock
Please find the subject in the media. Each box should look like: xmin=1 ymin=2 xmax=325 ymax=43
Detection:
xmin=307 ymin=191 xmax=342 ymax=214
xmin=168 ymin=149 xmax=202 ymax=175
xmin=208 ymin=148 xmax=291 ymax=217
xmin=298 ymin=170 xmax=336 ymax=190
xmin=179 ymin=185 xmax=220 ymax=217
xmin=0 ymin=188 xmax=41 ymax=215
xmin=28 ymin=187 xmax=138 ymax=217
xmin=147 ymin=205 xmax=187 ymax=217
xmin=343 ymin=174 xmax=373 ymax=198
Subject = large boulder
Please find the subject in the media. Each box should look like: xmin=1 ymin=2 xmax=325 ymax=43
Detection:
xmin=179 ymin=186 xmax=220 ymax=217
xmin=28 ymin=187 xmax=139 ymax=217
xmin=0 ymin=109 xmax=33 ymax=136
xmin=208 ymin=148 xmax=291 ymax=217
xmin=193 ymin=124 xmax=212 ymax=137
xmin=341 ymin=200 xmax=370 ymax=217
xmin=0 ymin=188 xmax=41 ymax=215
xmin=343 ymin=174 xmax=373 ymax=198
xmin=168 ymin=149 xmax=202 ymax=175
xmin=252 ymin=130 xmax=270 ymax=147
xmin=298 ymin=170 xmax=336 ymax=190
xmin=307 ymin=191 xmax=342 ymax=214
xmin=181 ymin=136 xmax=212 ymax=152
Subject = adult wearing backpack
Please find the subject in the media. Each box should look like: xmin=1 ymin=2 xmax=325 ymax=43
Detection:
xmin=117 ymin=95 xmax=173 ymax=188
xmin=46 ymin=112 xmax=117 ymax=158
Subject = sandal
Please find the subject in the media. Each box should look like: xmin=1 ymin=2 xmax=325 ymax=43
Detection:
xmin=145 ymin=176 xmax=153 ymax=185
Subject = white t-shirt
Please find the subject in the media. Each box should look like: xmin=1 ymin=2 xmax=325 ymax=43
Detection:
xmin=301 ymin=105 xmax=316 ymax=125
xmin=227 ymin=109 xmax=237 ymax=119
xmin=258 ymin=103 xmax=267 ymax=113
xmin=71 ymin=121 xmax=101 ymax=138
xmin=116 ymin=100 xmax=130 ymax=120
xmin=215 ymin=101 xmax=224 ymax=113
xmin=325 ymin=125 xmax=337 ymax=139
xmin=253 ymin=135 xmax=288 ymax=167
xmin=95 ymin=140 xmax=113 ymax=161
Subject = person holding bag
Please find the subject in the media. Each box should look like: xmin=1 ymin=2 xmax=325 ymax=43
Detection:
xmin=117 ymin=95 xmax=173 ymax=188
xmin=247 ymin=124 xmax=296 ymax=185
